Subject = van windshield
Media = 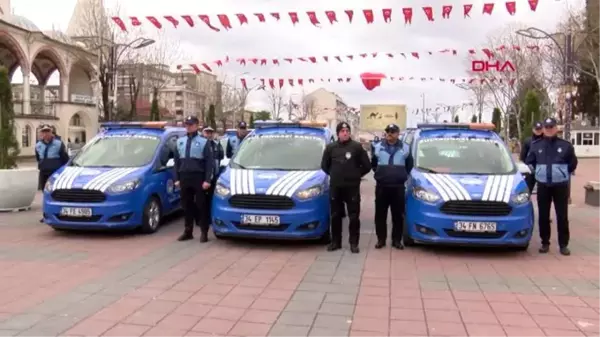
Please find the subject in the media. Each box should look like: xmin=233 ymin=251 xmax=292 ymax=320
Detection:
xmin=72 ymin=134 xmax=160 ymax=167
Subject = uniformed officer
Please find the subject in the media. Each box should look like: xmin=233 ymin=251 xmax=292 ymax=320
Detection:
xmin=370 ymin=124 xmax=413 ymax=249
xmin=36 ymin=124 xmax=69 ymax=190
xmin=174 ymin=116 xmax=215 ymax=243
xmin=321 ymin=122 xmax=371 ymax=253
xmin=370 ymin=136 xmax=381 ymax=154
xmin=226 ymin=121 xmax=249 ymax=158
xmin=201 ymin=126 xmax=224 ymax=230
xmin=520 ymin=121 xmax=544 ymax=192
xmin=525 ymin=117 xmax=578 ymax=256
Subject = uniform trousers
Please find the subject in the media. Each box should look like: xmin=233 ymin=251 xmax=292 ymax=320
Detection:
xmin=374 ymin=185 xmax=405 ymax=242
xmin=537 ymin=183 xmax=570 ymax=247
xmin=330 ymin=185 xmax=361 ymax=245
xmin=180 ymin=176 xmax=207 ymax=234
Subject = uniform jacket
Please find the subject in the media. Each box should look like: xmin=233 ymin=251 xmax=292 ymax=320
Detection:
xmin=371 ymin=140 xmax=413 ymax=186
xmin=525 ymin=136 xmax=578 ymax=185
xmin=35 ymin=138 xmax=69 ymax=172
xmin=321 ymin=139 xmax=371 ymax=187
xmin=174 ymin=133 xmax=214 ymax=182
xmin=226 ymin=135 xmax=246 ymax=158
xmin=209 ymin=139 xmax=224 ymax=178
xmin=519 ymin=134 xmax=542 ymax=162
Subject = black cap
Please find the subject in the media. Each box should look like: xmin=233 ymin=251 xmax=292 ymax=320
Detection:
xmin=184 ymin=116 xmax=199 ymax=125
xmin=543 ymin=117 xmax=557 ymax=128
xmin=238 ymin=121 xmax=247 ymax=129
xmin=385 ymin=123 xmax=400 ymax=133
xmin=40 ymin=124 xmax=52 ymax=132
xmin=533 ymin=121 xmax=543 ymax=130
xmin=336 ymin=122 xmax=350 ymax=134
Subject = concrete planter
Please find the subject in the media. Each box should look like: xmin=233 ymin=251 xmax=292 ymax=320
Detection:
xmin=0 ymin=168 xmax=39 ymax=211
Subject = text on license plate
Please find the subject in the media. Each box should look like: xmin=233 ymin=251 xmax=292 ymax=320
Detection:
xmin=60 ymin=207 xmax=92 ymax=217
xmin=241 ymin=215 xmax=280 ymax=225
xmin=454 ymin=221 xmax=496 ymax=232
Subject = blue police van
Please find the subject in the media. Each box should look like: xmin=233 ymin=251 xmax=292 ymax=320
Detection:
xmin=42 ymin=122 xmax=184 ymax=233
xmin=404 ymin=123 xmax=534 ymax=250
xmin=211 ymin=121 xmax=333 ymax=240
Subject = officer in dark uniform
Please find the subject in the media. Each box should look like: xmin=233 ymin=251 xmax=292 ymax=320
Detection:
xmin=370 ymin=124 xmax=413 ymax=249
xmin=36 ymin=124 xmax=69 ymax=190
xmin=201 ymin=126 xmax=223 ymax=230
xmin=226 ymin=121 xmax=249 ymax=158
xmin=174 ymin=116 xmax=215 ymax=242
xmin=520 ymin=121 xmax=544 ymax=192
xmin=321 ymin=122 xmax=371 ymax=253
xmin=525 ymin=117 xmax=578 ymax=256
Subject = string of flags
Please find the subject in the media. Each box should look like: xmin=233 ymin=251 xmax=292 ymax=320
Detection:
xmin=411 ymin=103 xmax=475 ymax=115
xmin=177 ymin=44 xmax=549 ymax=72
xmin=111 ymin=0 xmax=540 ymax=32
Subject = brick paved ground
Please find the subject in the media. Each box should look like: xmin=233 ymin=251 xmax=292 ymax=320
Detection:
xmin=0 ymin=159 xmax=598 ymax=336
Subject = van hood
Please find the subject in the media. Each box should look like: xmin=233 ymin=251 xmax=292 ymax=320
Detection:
xmin=51 ymin=166 xmax=143 ymax=192
xmin=218 ymin=168 xmax=325 ymax=197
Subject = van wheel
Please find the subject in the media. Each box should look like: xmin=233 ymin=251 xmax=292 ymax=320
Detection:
xmin=141 ymin=197 xmax=161 ymax=234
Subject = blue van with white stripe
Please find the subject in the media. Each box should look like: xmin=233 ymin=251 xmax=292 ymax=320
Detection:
xmin=42 ymin=122 xmax=185 ymax=233
xmin=211 ymin=121 xmax=333 ymax=240
xmin=404 ymin=123 xmax=534 ymax=250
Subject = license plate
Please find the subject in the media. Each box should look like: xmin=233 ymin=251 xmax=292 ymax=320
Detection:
xmin=60 ymin=207 xmax=92 ymax=217
xmin=241 ymin=215 xmax=280 ymax=226
xmin=454 ymin=221 xmax=496 ymax=232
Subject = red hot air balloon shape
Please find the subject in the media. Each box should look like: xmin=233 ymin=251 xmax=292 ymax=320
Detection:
xmin=360 ymin=72 xmax=386 ymax=91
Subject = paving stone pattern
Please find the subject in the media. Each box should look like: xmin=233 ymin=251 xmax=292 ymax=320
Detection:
xmin=0 ymin=160 xmax=597 ymax=336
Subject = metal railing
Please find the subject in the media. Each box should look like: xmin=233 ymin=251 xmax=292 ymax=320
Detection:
xmin=13 ymin=100 xmax=57 ymax=117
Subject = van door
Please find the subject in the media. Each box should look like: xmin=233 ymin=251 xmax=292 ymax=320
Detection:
xmin=156 ymin=134 xmax=181 ymax=212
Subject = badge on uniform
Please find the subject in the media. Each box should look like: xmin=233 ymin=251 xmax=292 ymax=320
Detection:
xmin=558 ymin=148 xmax=562 ymax=153
xmin=538 ymin=149 xmax=542 ymax=153
xmin=345 ymin=152 xmax=352 ymax=159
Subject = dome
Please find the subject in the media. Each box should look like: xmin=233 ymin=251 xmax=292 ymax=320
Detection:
xmin=43 ymin=30 xmax=74 ymax=45
xmin=4 ymin=14 xmax=41 ymax=32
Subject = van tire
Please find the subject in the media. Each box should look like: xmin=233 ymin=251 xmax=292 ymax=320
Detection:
xmin=141 ymin=197 xmax=162 ymax=234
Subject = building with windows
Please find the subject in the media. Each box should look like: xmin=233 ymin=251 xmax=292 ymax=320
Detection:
xmin=304 ymin=88 xmax=359 ymax=136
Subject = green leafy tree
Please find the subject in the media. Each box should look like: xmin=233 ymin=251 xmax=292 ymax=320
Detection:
xmin=149 ymin=88 xmax=160 ymax=121
xmin=492 ymin=107 xmax=502 ymax=134
xmin=453 ymin=115 xmax=459 ymax=123
xmin=254 ymin=110 xmax=271 ymax=121
xmin=0 ymin=67 xmax=19 ymax=169
xmin=470 ymin=114 xmax=478 ymax=123
xmin=521 ymin=90 xmax=541 ymax=142
xmin=207 ymin=104 xmax=217 ymax=130
xmin=249 ymin=112 xmax=255 ymax=128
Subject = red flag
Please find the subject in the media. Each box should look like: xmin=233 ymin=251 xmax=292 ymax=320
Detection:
xmin=289 ymin=12 xmax=299 ymax=25
xmin=181 ymin=15 xmax=194 ymax=27
xmin=309 ymin=79 xmax=315 ymax=84
xmin=260 ymin=59 xmax=267 ymax=66
xmin=323 ymin=56 xmax=329 ymax=62
xmin=288 ymin=79 xmax=294 ymax=87
xmin=111 ymin=17 xmax=127 ymax=31
xmin=528 ymin=0 xmax=539 ymax=11
xmin=325 ymin=11 xmax=337 ymax=24
xmin=483 ymin=3 xmax=494 ymax=14
xmin=240 ymin=78 xmax=247 ymax=90
xmin=236 ymin=14 xmax=248 ymax=25
xmin=270 ymin=13 xmax=280 ymax=20
xmin=273 ymin=59 xmax=279 ymax=65
xmin=482 ymin=48 xmax=494 ymax=58
xmin=344 ymin=10 xmax=354 ymax=23
xmin=190 ymin=64 xmax=201 ymax=74
xmin=387 ymin=53 xmax=394 ymax=58
xmin=335 ymin=56 xmax=342 ymax=62
xmin=254 ymin=13 xmax=266 ymax=22
xmin=217 ymin=14 xmax=232 ymax=29
xmin=337 ymin=78 xmax=343 ymax=83
xmin=505 ymin=2 xmax=516 ymax=15
xmin=346 ymin=78 xmax=351 ymax=82
xmin=279 ymin=79 xmax=284 ymax=88
xmin=382 ymin=9 xmax=392 ymax=22
xmin=402 ymin=8 xmax=413 ymax=24
xmin=250 ymin=58 xmax=258 ymax=64
xmin=442 ymin=5 xmax=453 ymax=18
xmin=372 ymin=52 xmax=377 ymax=58
xmin=260 ymin=79 xmax=265 ymax=87
xmin=201 ymin=63 xmax=212 ymax=72
xmin=411 ymin=52 xmax=419 ymax=59
xmin=423 ymin=7 xmax=434 ymax=21
xmin=199 ymin=15 xmax=220 ymax=31
xmin=284 ymin=58 xmax=293 ymax=63
xmin=308 ymin=57 xmax=317 ymax=63
xmin=237 ymin=58 xmax=246 ymax=65
xmin=176 ymin=65 xmax=182 ymax=70
xmin=359 ymin=53 xmax=367 ymax=58
xmin=130 ymin=16 xmax=141 ymax=26
xmin=363 ymin=9 xmax=374 ymax=23
xmin=268 ymin=79 xmax=275 ymax=89
xmin=215 ymin=60 xmax=223 ymax=67
xmin=164 ymin=16 xmax=179 ymax=28
xmin=307 ymin=11 xmax=320 ymax=26
xmin=298 ymin=79 xmax=304 ymax=86
xmin=146 ymin=16 xmax=162 ymax=28
xmin=463 ymin=4 xmax=473 ymax=17
xmin=347 ymin=55 xmax=354 ymax=60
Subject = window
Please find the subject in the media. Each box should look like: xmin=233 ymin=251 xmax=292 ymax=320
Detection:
xmin=22 ymin=125 xmax=31 ymax=147
xmin=582 ymin=132 xmax=593 ymax=146
xmin=72 ymin=135 xmax=161 ymax=167
xmin=594 ymin=132 xmax=599 ymax=146
xmin=576 ymin=133 xmax=582 ymax=145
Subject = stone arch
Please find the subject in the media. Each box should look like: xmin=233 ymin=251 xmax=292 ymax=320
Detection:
xmin=30 ymin=45 xmax=67 ymax=85
xmin=68 ymin=110 xmax=92 ymax=143
xmin=69 ymin=57 xmax=95 ymax=97
xmin=0 ymin=30 xmax=29 ymax=77
xmin=69 ymin=57 xmax=94 ymax=80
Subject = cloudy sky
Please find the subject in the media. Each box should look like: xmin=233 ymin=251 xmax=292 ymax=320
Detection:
xmin=13 ymin=0 xmax=579 ymax=125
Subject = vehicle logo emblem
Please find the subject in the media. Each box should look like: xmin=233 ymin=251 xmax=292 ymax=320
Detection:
xmin=345 ymin=152 xmax=352 ymax=159
xmin=460 ymin=178 xmax=482 ymax=185
xmin=258 ymin=173 xmax=278 ymax=179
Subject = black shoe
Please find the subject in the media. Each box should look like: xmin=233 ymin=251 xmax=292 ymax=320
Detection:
xmin=177 ymin=233 xmax=193 ymax=241
xmin=375 ymin=240 xmax=386 ymax=249
xmin=350 ymin=245 xmax=360 ymax=254
xmin=559 ymin=246 xmax=571 ymax=256
xmin=538 ymin=244 xmax=550 ymax=253
xmin=327 ymin=243 xmax=341 ymax=252
xmin=39 ymin=218 xmax=44 ymax=223
xmin=199 ymin=232 xmax=208 ymax=243
xmin=392 ymin=240 xmax=404 ymax=250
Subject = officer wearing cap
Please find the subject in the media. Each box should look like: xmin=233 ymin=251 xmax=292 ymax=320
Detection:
xmin=226 ymin=121 xmax=249 ymax=158
xmin=35 ymin=124 xmax=69 ymax=190
xmin=520 ymin=121 xmax=544 ymax=192
xmin=321 ymin=121 xmax=371 ymax=253
xmin=174 ymin=116 xmax=215 ymax=242
xmin=370 ymin=123 xmax=413 ymax=250
xmin=526 ymin=117 xmax=578 ymax=256
xmin=202 ymin=126 xmax=223 ymax=229
xmin=371 ymin=136 xmax=381 ymax=154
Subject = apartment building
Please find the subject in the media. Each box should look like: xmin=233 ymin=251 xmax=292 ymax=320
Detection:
xmin=304 ymin=88 xmax=359 ymax=135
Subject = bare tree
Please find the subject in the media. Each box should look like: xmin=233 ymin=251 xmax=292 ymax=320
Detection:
xmin=267 ymin=87 xmax=285 ymax=120
xmin=219 ymin=84 xmax=251 ymax=129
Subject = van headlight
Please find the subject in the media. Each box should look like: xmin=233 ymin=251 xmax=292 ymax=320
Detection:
xmin=296 ymin=186 xmax=322 ymax=200
xmin=413 ymin=186 xmax=440 ymax=203
xmin=107 ymin=179 xmax=141 ymax=194
xmin=215 ymin=183 xmax=230 ymax=197
xmin=512 ymin=191 xmax=530 ymax=204
xmin=44 ymin=177 xmax=56 ymax=192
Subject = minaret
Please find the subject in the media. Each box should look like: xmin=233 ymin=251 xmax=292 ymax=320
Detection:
xmin=66 ymin=0 xmax=110 ymax=39
xmin=0 ymin=0 xmax=11 ymax=17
